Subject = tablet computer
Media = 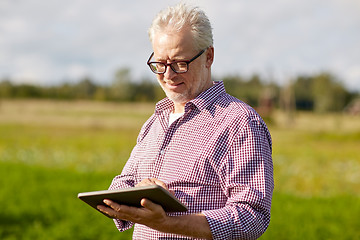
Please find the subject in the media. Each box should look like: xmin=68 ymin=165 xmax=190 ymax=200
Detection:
xmin=78 ymin=185 xmax=187 ymax=216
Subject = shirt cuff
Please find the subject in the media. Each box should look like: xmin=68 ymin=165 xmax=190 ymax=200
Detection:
xmin=113 ymin=219 xmax=134 ymax=232
xmin=202 ymin=207 xmax=233 ymax=240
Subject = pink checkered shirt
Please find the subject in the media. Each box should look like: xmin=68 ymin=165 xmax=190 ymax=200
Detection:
xmin=109 ymin=81 xmax=274 ymax=240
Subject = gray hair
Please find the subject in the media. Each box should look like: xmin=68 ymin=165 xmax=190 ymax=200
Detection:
xmin=148 ymin=3 xmax=213 ymax=50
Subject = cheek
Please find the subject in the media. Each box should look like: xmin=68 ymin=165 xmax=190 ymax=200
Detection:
xmin=156 ymin=75 xmax=165 ymax=85
xmin=156 ymin=74 xmax=162 ymax=80
xmin=186 ymin=72 xmax=200 ymax=86
xmin=181 ymin=75 xmax=193 ymax=88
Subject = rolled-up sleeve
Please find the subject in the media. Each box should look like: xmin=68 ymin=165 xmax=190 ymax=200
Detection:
xmin=108 ymin=157 xmax=139 ymax=231
xmin=203 ymin=118 xmax=274 ymax=240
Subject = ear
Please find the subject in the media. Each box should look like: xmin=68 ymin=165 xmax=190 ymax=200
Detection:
xmin=205 ymin=46 xmax=214 ymax=68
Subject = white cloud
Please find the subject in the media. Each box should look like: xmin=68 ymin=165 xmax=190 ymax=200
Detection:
xmin=66 ymin=64 xmax=90 ymax=80
xmin=0 ymin=0 xmax=359 ymax=90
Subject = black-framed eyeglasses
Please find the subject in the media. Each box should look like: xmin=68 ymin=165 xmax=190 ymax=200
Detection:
xmin=147 ymin=48 xmax=207 ymax=74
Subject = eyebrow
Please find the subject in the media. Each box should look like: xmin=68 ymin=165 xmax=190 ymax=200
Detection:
xmin=154 ymin=54 xmax=188 ymax=62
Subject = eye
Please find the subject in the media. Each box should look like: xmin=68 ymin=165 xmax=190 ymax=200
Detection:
xmin=173 ymin=62 xmax=188 ymax=72
xmin=149 ymin=62 xmax=165 ymax=73
xmin=177 ymin=62 xmax=187 ymax=69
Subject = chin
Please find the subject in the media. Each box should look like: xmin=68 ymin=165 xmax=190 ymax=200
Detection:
xmin=167 ymin=92 xmax=191 ymax=104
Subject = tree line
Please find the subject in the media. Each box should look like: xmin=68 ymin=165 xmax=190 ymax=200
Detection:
xmin=0 ymin=68 xmax=358 ymax=113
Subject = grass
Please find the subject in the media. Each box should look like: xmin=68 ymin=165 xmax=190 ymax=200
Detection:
xmin=0 ymin=162 xmax=132 ymax=240
xmin=272 ymin=128 xmax=360 ymax=197
xmin=0 ymin=100 xmax=359 ymax=239
xmin=261 ymin=192 xmax=360 ymax=240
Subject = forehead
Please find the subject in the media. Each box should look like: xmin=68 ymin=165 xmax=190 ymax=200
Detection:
xmin=152 ymin=28 xmax=196 ymax=60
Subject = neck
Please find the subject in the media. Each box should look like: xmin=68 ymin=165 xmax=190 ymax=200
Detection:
xmin=173 ymin=102 xmax=185 ymax=113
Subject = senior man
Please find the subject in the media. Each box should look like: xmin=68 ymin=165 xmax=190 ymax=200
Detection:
xmin=98 ymin=3 xmax=274 ymax=240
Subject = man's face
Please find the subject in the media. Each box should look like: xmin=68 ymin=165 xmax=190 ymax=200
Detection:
xmin=151 ymin=28 xmax=213 ymax=108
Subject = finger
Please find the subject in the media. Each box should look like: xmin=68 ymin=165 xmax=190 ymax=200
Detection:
xmin=97 ymin=204 xmax=107 ymax=212
xmin=104 ymin=199 xmax=141 ymax=217
xmin=152 ymin=179 xmax=168 ymax=190
xmin=97 ymin=204 xmax=112 ymax=214
xmin=100 ymin=200 xmax=135 ymax=220
xmin=103 ymin=199 xmax=115 ymax=207
xmin=135 ymin=178 xmax=155 ymax=187
xmin=103 ymin=199 xmax=124 ymax=212
xmin=140 ymin=198 xmax=161 ymax=212
xmin=143 ymin=178 xmax=169 ymax=190
xmin=97 ymin=204 xmax=118 ymax=218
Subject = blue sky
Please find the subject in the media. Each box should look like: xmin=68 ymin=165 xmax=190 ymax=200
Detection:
xmin=1 ymin=0 xmax=359 ymax=91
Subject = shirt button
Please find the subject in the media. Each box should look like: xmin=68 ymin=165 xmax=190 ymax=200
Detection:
xmin=160 ymin=149 xmax=165 ymax=155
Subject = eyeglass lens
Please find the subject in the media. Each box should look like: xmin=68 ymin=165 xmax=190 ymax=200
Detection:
xmin=149 ymin=62 xmax=188 ymax=74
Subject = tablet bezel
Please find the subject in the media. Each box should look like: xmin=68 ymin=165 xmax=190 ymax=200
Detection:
xmin=78 ymin=185 xmax=188 ymax=216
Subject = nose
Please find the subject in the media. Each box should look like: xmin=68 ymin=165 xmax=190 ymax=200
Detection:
xmin=163 ymin=65 xmax=177 ymax=79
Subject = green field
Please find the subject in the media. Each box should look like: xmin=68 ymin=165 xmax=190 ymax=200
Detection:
xmin=0 ymin=100 xmax=359 ymax=239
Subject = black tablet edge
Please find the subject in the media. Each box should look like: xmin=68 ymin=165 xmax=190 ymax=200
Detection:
xmin=77 ymin=184 xmax=188 ymax=213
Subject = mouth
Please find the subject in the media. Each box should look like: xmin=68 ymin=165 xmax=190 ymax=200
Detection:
xmin=165 ymin=81 xmax=184 ymax=90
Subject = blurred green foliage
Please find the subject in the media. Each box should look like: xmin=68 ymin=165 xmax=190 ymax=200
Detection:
xmin=0 ymin=101 xmax=359 ymax=239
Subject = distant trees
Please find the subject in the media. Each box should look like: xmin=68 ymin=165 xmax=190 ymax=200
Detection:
xmin=0 ymin=68 xmax=357 ymax=113
xmin=223 ymin=71 xmax=355 ymax=113
xmin=0 ymin=68 xmax=165 ymax=102
xmin=0 ymin=80 xmax=14 ymax=98
xmin=110 ymin=68 xmax=165 ymax=102
xmin=223 ymin=74 xmax=266 ymax=107
xmin=111 ymin=68 xmax=133 ymax=101
xmin=293 ymin=73 xmax=352 ymax=112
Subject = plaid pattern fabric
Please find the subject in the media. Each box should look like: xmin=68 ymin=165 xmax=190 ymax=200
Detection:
xmin=109 ymin=81 xmax=274 ymax=240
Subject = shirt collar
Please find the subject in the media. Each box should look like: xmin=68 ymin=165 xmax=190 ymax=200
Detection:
xmin=155 ymin=81 xmax=226 ymax=114
xmin=187 ymin=81 xmax=225 ymax=112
